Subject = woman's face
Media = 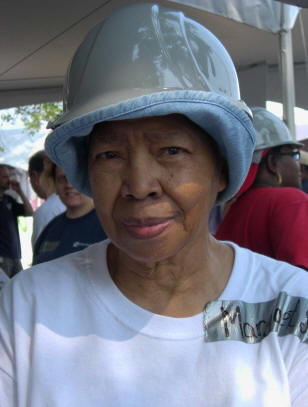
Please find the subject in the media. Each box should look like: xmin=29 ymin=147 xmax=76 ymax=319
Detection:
xmin=88 ymin=115 xmax=226 ymax=263
xmin=274 ymin=145 xmax=301 ymax=188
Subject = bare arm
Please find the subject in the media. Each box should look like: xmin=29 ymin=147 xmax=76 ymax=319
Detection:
xmin=10 ymin=181 xmax=33 ymax=216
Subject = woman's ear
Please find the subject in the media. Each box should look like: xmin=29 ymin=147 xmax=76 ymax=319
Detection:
xmin=265 ymin=153 xmax=278 ymax=175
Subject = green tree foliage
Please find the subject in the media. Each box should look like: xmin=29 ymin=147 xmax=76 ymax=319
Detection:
xmin=1 ymin=102 xmax=63 ymax=136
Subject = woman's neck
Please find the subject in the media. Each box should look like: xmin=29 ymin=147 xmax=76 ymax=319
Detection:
xmin=107 ymin=236 xmax=234 ymax=317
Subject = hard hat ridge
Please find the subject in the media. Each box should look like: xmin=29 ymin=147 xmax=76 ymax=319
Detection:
xmin=49 ymin=2 xmax=242 ymax=129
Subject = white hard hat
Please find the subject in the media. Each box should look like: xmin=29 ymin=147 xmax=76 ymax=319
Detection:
xmin=46 ymin=3 xmax=255 ymax=202
xmin=251 ymin=107 xmax=302 ymax=163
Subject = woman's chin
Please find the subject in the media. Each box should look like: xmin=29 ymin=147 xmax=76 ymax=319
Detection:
xmin=114 ymin=235 xmax=187 ymax=265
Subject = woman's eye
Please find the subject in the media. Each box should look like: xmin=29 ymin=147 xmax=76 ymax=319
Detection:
xmin=163 ymin=147 xmax=184 ymax=156
xmin=97 ymin=151 xmax=118 ymax=160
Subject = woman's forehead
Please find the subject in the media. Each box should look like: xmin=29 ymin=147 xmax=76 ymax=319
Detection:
xmin=90 ymin=115 xmax=210 ymax=145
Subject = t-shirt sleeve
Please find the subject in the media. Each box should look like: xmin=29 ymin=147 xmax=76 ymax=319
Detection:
xmin=0 ymin=284 xmax=16 ymax=406
xmin=269 ymin=193 xmax=308 ymax=269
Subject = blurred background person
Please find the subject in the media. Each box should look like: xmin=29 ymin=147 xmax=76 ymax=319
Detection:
xmin=33 ymin=164 xmax=107 ymax=264
xmin=300 ymin=149 xmax=308 ymax=194
xmin=0 ymin=164 xmax=33 ymax=277
xmin=28 ymin=150 xmax=65 ymax=247
xmin=216 ymin=106 xmax=308 ymax=270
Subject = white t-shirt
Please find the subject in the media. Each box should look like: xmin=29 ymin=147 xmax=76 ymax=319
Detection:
xmin=31 ymin=193 xmax=66 ymax=248
xmin=0 ymin=240 xmax=308 ymax=406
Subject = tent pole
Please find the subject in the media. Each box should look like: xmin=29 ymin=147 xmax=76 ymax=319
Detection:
xmin=279 ymin=6 xmax=297 ymax=140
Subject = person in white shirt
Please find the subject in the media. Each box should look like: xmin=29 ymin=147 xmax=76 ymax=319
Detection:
xmin=1 ymin=3 xmax=308 ymax=406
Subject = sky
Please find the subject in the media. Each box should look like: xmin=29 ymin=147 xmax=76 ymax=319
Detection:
xmin=0 ymin=108 xmax=49 ymax=131
xmin=0 ymin=108 xmax=48 ymax=170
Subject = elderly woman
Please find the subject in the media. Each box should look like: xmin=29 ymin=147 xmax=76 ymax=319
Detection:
xmin=1 ymin=4 xmax=308 ymax=406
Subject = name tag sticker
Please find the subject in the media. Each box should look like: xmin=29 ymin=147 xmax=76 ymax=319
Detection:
xmin=203 ymin=292 xmax=308 ymax=344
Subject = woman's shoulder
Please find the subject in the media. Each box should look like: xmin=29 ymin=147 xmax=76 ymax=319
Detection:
xmin=225 ymin=242 xmax=308 ymax=302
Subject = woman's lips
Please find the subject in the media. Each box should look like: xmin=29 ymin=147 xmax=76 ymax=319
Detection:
xmin=121 ymin=218 xmax=172 ymax=239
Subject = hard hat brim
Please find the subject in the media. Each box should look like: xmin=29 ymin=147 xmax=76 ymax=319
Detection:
xmin=45 ymin=90 xmax=255 ymax=203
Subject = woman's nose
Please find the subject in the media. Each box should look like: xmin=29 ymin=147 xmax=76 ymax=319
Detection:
xmin=120 ymin=154 xmax=163 ymax=200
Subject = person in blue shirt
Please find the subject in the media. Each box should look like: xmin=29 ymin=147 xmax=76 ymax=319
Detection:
xmin=0 ymin=165 xmax=33 ymax=276
xmin=33 ymin=165 xmax=107 ymax=264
